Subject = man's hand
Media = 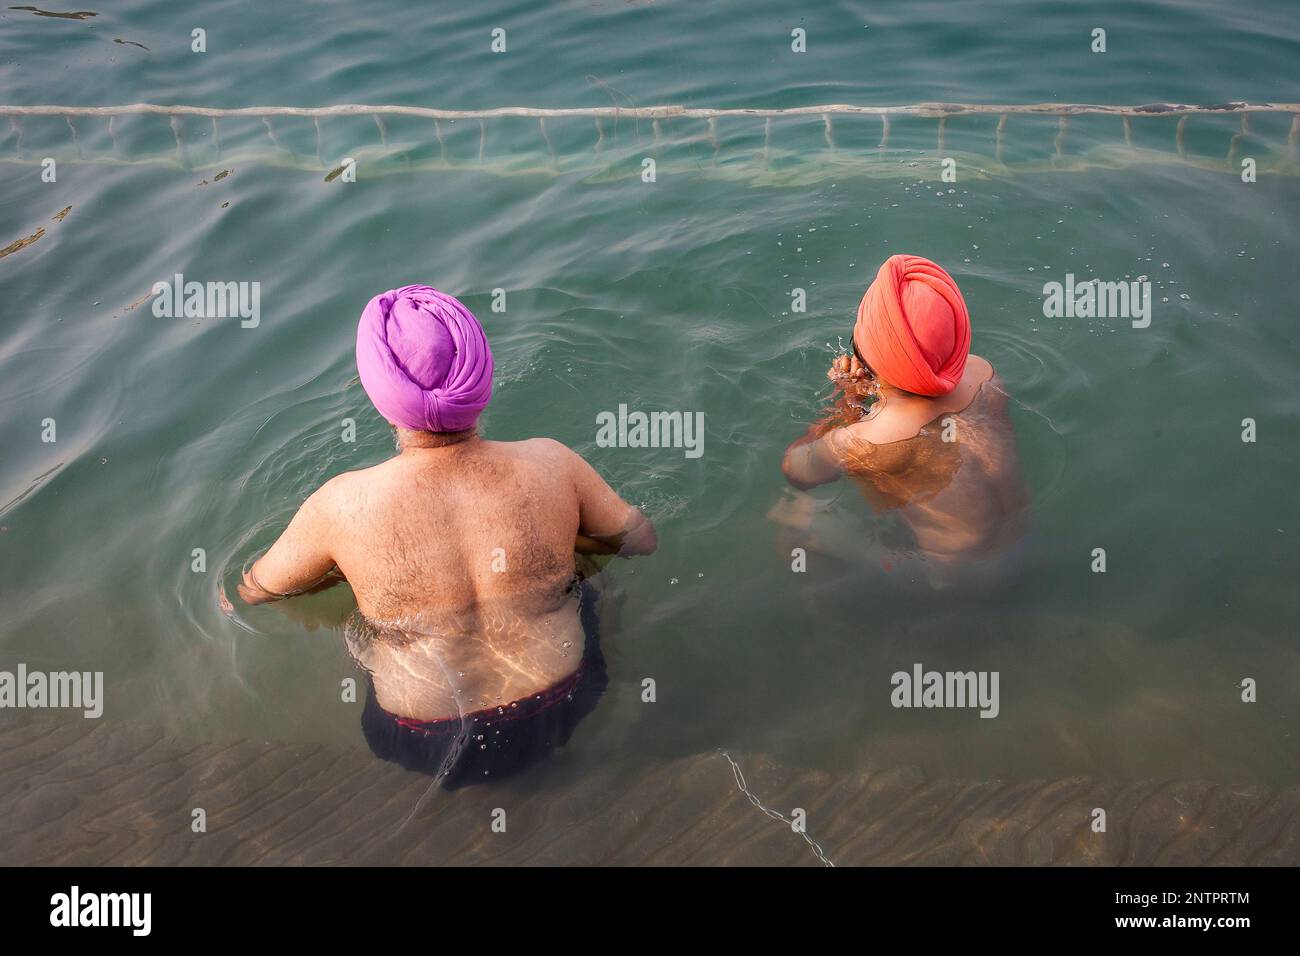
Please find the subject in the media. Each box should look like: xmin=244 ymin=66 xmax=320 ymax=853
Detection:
xmin=828 ymin=352 xmax=868 ymax=382
xmin=828 ymin=353 xmax=876 ymax=401
xmin=237 ymin=578 xmax=275 ymax=605
xmin=238 ymin=565 xmax=346 ymax=605
xmin=574 ymin=533 xmax=620 ymax=555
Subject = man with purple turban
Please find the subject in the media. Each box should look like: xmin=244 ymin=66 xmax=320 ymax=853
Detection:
xmin=239 ymin=286 xmax=655 ymax=788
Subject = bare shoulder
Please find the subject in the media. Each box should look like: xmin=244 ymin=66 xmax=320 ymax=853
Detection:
xmin=515 ymin=435 xmax=574 ymax=456
xmin=965 ymin=354 xmax=998 ymax=396
xmin=967 ymin=354 xmax=994 ymax=381
xmin=484 ymin=437 xmax=590 ymax=485
xmin=500 ymin=436 xmax=579 ymax=466
xmin=511 ymin=438 xmax=622 ymax=500
xmin=967 ymin=355 xmax=1010 ymax=406
xmin=308 ymin=463 xmax=385 ymax=512
xmin=839 ymin=397 xmax=934 ymax=447
xmin=824 ymin=417 xmax=891 ymax=470
xmin=981 ymin=358 xmax=1006 ymax=391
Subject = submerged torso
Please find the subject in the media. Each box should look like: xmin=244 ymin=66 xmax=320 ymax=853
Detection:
xmin=829 ymin=357 xmax=1029 ymax=560
xmin=323 ymin=438 xmax=587 ymax=719
xmin=344 ymin=587 xmax=586 ymax=721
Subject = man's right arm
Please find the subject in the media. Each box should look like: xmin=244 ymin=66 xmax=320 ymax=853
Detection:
xmin=782 ymin=429 xmax=844 ymax=489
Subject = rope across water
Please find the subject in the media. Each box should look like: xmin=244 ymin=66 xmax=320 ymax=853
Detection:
xmin=4 ymin=102 xmax=1297 ymax=177
xmin=1 ymin=101 xmax=1298 ymax=119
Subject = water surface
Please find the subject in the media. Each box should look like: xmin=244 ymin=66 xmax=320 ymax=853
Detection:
xmin=1 ymin=0 xmax=1298 ymax=864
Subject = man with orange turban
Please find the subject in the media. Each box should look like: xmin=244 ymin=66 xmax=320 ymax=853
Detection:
xmin=779 ymin=255 xmax=1027 ymax=575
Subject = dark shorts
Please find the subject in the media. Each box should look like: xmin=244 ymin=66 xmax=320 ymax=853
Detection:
xmin=360 ymin=582 xmax=607 ymax=790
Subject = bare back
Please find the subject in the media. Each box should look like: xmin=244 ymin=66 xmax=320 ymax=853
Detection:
xmin=828 ymin=358 xmax=1028 ymax=559
xmin=328 ymin=439 xmax=587 ymax=618
xmin=779 ymin=355 xmax=1028 ymax=561
xmin=244 ymin=436 xmax=652 ymax=719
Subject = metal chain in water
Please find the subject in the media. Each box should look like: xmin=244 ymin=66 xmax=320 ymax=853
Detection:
xmin=718 ymin=749 xmax=834 ymax=867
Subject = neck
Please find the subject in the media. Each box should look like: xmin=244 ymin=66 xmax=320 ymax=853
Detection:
xmin=395 ymin=427 xmax=479 ymax=451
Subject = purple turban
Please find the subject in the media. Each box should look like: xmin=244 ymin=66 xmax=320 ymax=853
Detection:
xmin=355 ymin=285 xmax=494 ymax=432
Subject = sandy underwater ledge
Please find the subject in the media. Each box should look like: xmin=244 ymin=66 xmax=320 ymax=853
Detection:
xmin=0 ymin=714 xmax=1295 ymax=866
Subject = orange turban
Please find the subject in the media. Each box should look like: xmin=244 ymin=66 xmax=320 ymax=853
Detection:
xmin=853 ymin=255 xmax=971 ymax=396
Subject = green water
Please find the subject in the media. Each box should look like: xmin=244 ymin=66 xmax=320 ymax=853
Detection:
xmin=2 ymin=1 xmax=1299 ymax=858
